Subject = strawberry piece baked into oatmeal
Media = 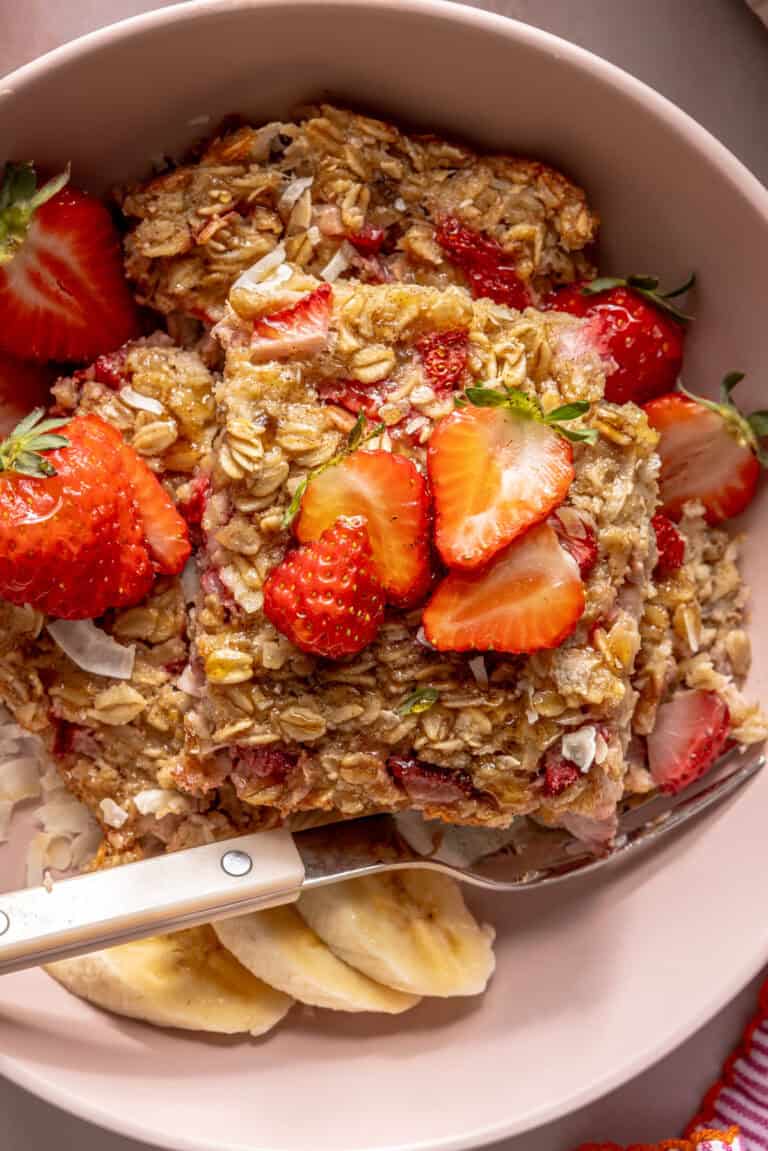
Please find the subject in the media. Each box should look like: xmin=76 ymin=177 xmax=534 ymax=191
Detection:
xmin=0 ymin=106 xmax=765 ymax=867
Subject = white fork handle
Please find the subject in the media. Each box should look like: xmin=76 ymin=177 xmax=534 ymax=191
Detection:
xmin=0 ymin=828 xmax=305 ymax=976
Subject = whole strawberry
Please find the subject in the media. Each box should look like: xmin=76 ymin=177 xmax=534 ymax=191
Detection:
xmin=0 ymin=162 xmax=139 ymax=363
xmin=264 ymin=517 xmax=385 ymax=658
xmin=544 ymin=274 xmax=693 ymax=406
xmin=0 ymin=409 xmax=190 ymax=619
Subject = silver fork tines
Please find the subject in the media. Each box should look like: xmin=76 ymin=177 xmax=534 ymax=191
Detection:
xmin=0 ymin=749 xmax=761 ymax=975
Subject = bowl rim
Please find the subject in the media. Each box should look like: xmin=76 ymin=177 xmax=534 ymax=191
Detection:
xmin=2 ymin=2 xmax=768 ymax=1148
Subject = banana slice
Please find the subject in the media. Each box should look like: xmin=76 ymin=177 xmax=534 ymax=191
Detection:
xmin=214 ymin=905 xmax=419 ymax=1014
xmin=297 ymin=870 xmax=496 ymax=997
xmin=46 ymin=925 xmax=292 ymax=1036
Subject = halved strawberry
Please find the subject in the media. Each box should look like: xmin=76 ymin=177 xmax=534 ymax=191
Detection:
xmin=250 ymin=282 xmax=332 ymax=362
xmin=644 ymin=377 xmax=766 ymax=523
xmin=0 ymin=163 xmax=140 ymax=363
xmin=647 ymin=689 xmax=730 ymax=794
xmin=428 ymin=392 xmax=579 ymax=570
xmin=651 ymin=512 xmax=685 ymax=574
xmin=295 ymin=449 xmax=431 ymax=605
xmin=422 ymin=522 xmax=584 ymax=653
xmin=551 ymin=507 xmax=598 ymax=577
xmin=0 ymin=352 xmax=53 ymax=435
xmin=435 ymin=217 xmax=530 ymax=309
xmin=119 ymin=445 xmax=191 ymax=574
xmin=264 ymin=516 xmax=385 ymax=659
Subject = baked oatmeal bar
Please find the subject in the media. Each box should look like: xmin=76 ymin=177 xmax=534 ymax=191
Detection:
xmin=183 ymin=272 xmax=657 ymax=830
xmin=120 ymin=103 xmax=598 ymax=325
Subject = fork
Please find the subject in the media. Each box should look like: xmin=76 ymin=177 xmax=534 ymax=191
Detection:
xmin=0 ymin=748 xmax=761 ymax=976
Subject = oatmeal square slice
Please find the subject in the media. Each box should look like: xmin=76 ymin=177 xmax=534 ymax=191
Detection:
xmin=0 ymin=338 xmax=276 ymax=862
xmin=120 ymin=103 xmax=598 ymax=324
xmin=187 ymin=274 xmax=659 ymax=831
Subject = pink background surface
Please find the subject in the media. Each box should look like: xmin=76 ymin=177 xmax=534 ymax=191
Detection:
xmin=2 ymin=3 xmax=768 ymax=1149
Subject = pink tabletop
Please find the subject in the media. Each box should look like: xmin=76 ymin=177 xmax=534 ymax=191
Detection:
xmin=2 ymin=3 xmax=768 ymax=1149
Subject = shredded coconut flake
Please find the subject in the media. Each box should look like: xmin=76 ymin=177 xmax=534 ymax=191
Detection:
xmin=232 ymin=244 xmax=287 ymax=291
xmin=100 ymin=798 xmax=129 ymax=829
xmin=177 ymin=662 xmax=204 ymax=697
xmin=278 ymin=175 xmax=313 ymax=214
xmin=683 ymin=613 xmax=700 ymax=654
xmin=47 ymin=619 xmax=135 ymax=680
xmin=120 ymin=385 xmax=164 ymax=415
xmin=468 ymin=655 xmax=489 ymax=688
xmin=320 ymin=242 xmax=355 ymax=283
xmin=133 ymin=788 xmax=191 ymax=817
xmin=561 ymin=726 xmax=598 ymax=773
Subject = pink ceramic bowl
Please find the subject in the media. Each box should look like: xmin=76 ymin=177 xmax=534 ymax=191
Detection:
xmin=1 ymin=3 xmax=768 ymax=1149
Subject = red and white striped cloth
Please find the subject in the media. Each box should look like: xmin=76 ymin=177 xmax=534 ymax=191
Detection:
xmin=573 ymin=978 xmax=768 ymax=1151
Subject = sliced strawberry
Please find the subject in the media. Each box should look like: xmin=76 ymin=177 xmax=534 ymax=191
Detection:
xmin=647 ymin=689 xmax=730 ymax=794
xmin=652 ymin=512 xmax=685 ymax=574
xmin=644 ymin=391 xmax=761 ymax=524
xmin=316 ymin=378 xmax=385 ymax=419
xmin=264 ymin=516 xmax=385 ymax=659
xmin=346 ymin=225 xmax=386 ymax=254
xmin=551 ymin=507 xmax=598 ymax=578
xmin=250 ymin=283 xmax=332 ymax=362
xmin=119 ymin=445 xmax=191 ymax=574
xmin=422 ymin=522 xmax=584 ymax=653
xmin=0 ymin=352 xmax=53 ymax=435
xmin=435 ymin=217 xmax=530 ymax=309
xmin=428 ymin=404 xmax=574 ymax=570
xmin=416 ymin=328 xmax=468 ymax=392
xmin=0 ymin=165 xmax=140 ymax=363
xmin=295 ymin=449 xmax=431 ymax=605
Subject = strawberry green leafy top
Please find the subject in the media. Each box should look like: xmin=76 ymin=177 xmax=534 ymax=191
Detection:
xmin=0 ymin=408 xmax=69 ymax=477
xmin=0 ymin=162 xmax=70 ymax=265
